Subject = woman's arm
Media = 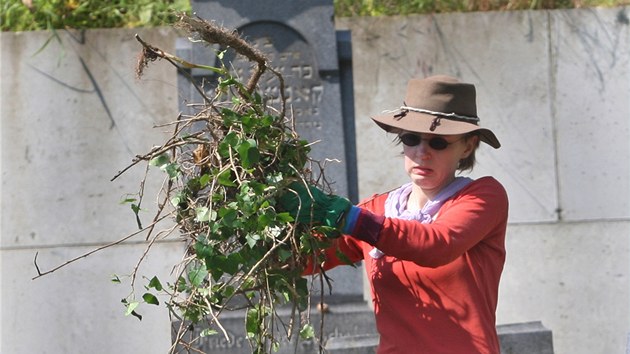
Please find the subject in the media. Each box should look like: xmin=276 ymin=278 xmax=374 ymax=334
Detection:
xmin=352 ymin=177 xmax=508 ymax=267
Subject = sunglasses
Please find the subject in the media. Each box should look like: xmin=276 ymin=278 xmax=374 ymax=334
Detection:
xmin=399 ymin=133 xmax=456 ymax=151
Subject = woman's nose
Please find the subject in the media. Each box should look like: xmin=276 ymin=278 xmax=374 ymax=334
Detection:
xmin=412 ymin=141 xmax=431 ymax=159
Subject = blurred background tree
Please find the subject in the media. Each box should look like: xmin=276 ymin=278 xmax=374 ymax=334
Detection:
xmin=2 ymin=0 xmax=628 ymax=32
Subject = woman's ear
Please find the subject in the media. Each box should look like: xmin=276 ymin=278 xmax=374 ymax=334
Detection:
xmin=461 ymin=135 xmax=480 ymax=159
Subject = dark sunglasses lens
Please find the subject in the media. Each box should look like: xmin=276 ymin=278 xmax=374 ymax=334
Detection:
xmin=428 ymin=137 xmax=449 ymax=150
xmin=400 ymin=134 xmax=450 ymax=150
xmin=400 ymin=134 xmax=421 ymax=146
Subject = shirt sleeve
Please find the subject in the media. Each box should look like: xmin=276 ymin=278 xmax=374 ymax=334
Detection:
xmin=301 ymin=234 xmax=366 ymax=274
xmin=373 ymin=177 xmax=508 ymax=267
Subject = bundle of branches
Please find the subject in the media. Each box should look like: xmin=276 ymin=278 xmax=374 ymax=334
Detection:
xmin=116 ymin=14 xmax=337 ymax=354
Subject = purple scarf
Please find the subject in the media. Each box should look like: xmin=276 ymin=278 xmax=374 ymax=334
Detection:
xmin=369 ymin=177 xmax=473 ymax=259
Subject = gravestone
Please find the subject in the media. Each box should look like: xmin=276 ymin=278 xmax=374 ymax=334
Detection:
xmin=174 ymin=303 xmax=377 ymax=353
xmin=176 ymin=0 xmax=357 ymax=204
xmin=323 ymin=321 xmax=555 ymax=354
xmin=497 ymin=321 xmax=554 ymax=354
xmin=173 ymin=0 xmax=370 ymax=352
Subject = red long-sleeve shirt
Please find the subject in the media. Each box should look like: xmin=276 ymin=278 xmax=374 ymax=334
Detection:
xmin=314 ymin=177 xmax=508 ymax=354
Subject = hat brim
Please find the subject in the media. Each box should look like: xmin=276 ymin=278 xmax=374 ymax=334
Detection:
xmin=371 ymin=111 xmax=501 ymax=149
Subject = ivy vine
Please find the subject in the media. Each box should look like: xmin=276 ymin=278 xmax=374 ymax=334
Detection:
xmin=115 ymin=14 xmax=337 ymax=354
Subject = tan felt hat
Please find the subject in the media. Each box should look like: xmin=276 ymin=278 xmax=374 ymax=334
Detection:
xmin=371 ymin=75 xmax=500 ymax=149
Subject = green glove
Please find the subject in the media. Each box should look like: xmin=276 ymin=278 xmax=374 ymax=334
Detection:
xmin=278 ymin=182 xmax=352 ymax=229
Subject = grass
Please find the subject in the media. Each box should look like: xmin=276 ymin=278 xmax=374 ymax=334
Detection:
xmin=335 ymin=0 xmax=628 ymax=16
xmin=2 ymin=0 xmax=628 ymax=31
xmin=1 ymin=0 xmax=191 ymax=32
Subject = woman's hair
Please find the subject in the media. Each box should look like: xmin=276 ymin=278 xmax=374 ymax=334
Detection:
xmin=458 ymin=132 xmax=480 ymax=172
xmin=392 ymin=130 xmax=481 ymax=172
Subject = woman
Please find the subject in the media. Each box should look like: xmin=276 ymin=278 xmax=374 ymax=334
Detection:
xmin=281 ymin=75 xmax=508 ymax=354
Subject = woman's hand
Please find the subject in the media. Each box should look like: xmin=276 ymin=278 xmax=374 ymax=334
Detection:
xmin=278 ymin=182 xmax=352 ymax=235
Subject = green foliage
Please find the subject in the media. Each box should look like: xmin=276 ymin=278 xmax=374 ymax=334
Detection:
xmin=1 ymin=0 xmax=191 ymax=32
xmin=3 ymin=0 xmax=626 ymax=32
xmin=334 ymin=0 xmax=626 ymax=16
xmin=120 ymin=15 xmax=330 ymax=353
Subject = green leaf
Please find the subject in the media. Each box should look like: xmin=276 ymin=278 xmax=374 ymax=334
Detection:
xmin=119 ymin=197 xmax=136 ymax=204
xmin=257 ymin=212 xmax=273 ymax=228
xmin=148 ymin=276 xmax=163 ymax=291
xmin=217 ymin=169 xmax=236 ymax=187
xmin=216 ymin=49 xmax=226 ymax=60
xmin=195 ymin=206 xmax=216 ymax=222
xmin=223 ymin=131 xmax=239 ymax=147
xmin=164 ymin=163 xmax=180 ymax=179
xmin=149 ymin=154 xmax=170 ymax=167
xmin=237 ymin=139 xmax=260 ymax=169
xmin=175 ymin=276 xmax=188 ymax=292
xmin=295 ymin=278 xmax=309 ymax=311
xmin=219 ymin=207 xmax=238 ymax=226
xmin=200 ymin=328 xmax=218 ymax=337
xmin=261 ymin=114 xmax=275 ymax=127
xmin=125 ymin=301 xmax=140 ymax=316
xmin=130 ymin=311 xmax=143 ymax=321
xmin=246 ymin=307 xmax=259 ymax=337
xmin=194 ymin=240 xmax=214 ymax=259
xmin=142 ymin=293 xmax=160 ymax=306
xmin=299 ymin=324 xmax=315 ymax=340
xmin=188 ymin=265 xmax=208 ymax=287
xmin=245 ymin=234 xmax=260 ymax=248
xmin=199 ymin=174 xmax=211 ymax=187
xmin=207 ymin=254 xmax=241 ymax=276
xmin=276 ymin=212 xmax=295 ymax=223
xmin=278 ymin=248 xmax=292 ymax=262
xmin=219 ymin=78 xmax=238 ymax=89
xmin=149 ymin=154 xmax=179 ymax=179
xmin=171 ymin=193 xmax=186 ymax=208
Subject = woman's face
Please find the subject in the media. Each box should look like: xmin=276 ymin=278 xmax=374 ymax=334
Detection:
xmin=401 ymin=132 xmax=478 ymax=198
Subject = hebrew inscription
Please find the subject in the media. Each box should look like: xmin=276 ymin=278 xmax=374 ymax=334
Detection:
xmin=225 ymin=22 xmax=324 ymax=132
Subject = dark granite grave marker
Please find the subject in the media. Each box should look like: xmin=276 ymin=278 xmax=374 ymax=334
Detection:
xmin=177 ymin=0 xmax=356 ymax=204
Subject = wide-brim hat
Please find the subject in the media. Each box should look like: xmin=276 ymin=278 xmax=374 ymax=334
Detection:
xmin=371 ymin=75 xmax=501 ymax=148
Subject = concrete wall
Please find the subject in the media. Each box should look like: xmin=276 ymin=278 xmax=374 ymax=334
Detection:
xmin=0 ymin=28 xmax=184 ymax=354
xmin=1 ymin=6 xmax=629 ymax=354
xmin=337 ymin=7 xmax=630 ymax=354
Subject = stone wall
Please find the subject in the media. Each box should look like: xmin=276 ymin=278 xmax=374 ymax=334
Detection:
xmin=336 ymin=7 xmax=630 ymax=354
xmin=0 ymin=28 xmax=183 ymax=354
xmin=1 ymin=6 xmax=629 ymax=354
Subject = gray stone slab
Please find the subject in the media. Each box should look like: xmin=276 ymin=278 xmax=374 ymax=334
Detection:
xmin=173 ymin=302 xmax=376 ymax=353
xmin=325 ymin=334 xmax=378 ymax=353
xmin=551 ymin=7 xmax=630 ymax=221
xmin=322 ymin=321 xmax=555 ymax=354
xmin=498 ymin=321 xmax=554 ymax=354
xmin=0 ymin=28 xmax=178 ymax=248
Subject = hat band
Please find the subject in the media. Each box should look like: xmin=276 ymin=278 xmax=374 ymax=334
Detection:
xmin=399 ymin=106 xmax=480 ymax=124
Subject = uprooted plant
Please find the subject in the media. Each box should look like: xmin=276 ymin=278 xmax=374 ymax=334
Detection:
xmin=114 ymin=14 xmax=340 ymax=354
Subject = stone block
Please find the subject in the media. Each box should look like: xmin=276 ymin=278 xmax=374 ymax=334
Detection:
xmin=173 ymin=302 xmax=375 ymax=353
xmin=498 ymin=321 xmax=554 ymax=354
